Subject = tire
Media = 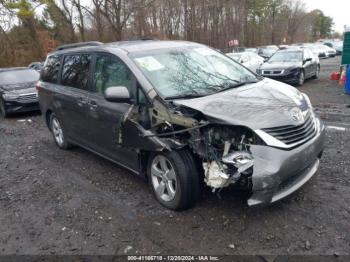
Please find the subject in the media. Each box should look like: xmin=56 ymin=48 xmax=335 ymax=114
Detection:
xmin=312 ymin=65 xmax=320 ymax=79
xmin=147 ymin=150 xmax=201 ymax=211
xmin=0 ymin=97 xmax=8 ymax=118
xmin=296 ymin=70 xmax=305 ymax=86
xmin=49 ymin=113 xmax=72 ymax=149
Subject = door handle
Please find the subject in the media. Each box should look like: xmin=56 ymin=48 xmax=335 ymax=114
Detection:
xmin=89 ymin=100 xmax=98 ymax=110
xmin=77 ymin=96 xmax=87 ymax=106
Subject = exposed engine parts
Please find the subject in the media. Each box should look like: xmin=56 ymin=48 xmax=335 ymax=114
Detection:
xmin=200 ymin=127 xmax=256 ymax=190
xmin=119 ymin=96 xmax=261 ymax=191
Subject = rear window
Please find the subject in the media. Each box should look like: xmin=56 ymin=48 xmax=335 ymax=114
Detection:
xmin=0 ymin=69 xmax=39 ymax=85
xmin=61 ymin=54 xmax=92 ymax=90
xmin=41 ymin=55 xmax=61 ymax=83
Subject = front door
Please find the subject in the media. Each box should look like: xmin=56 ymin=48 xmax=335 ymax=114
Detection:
xmin=85 ymin=53 xmax=139 ymax=171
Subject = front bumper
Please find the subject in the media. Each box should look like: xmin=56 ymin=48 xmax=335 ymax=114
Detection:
xmin=4 ymin=97 xmax=40 ymax=113
xmin=247 ymin=118 xmax=325 ymax=206
xmin=261 ymin=71 xmax=300 ymax=84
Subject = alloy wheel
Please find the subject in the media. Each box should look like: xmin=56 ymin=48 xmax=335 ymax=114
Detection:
xmin=298 ymin=71 xmax=305 ymax=86
xmin=151 ymin=155 xmax=177 ymax=202
xmin=51 ymin=117 xmax=64 ymax=146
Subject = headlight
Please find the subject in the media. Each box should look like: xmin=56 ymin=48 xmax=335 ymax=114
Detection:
xmin=302 ymin=93 xmax=313 ymax=109
xmin=289 ymin=68 xmax=299 ymax=74
xmin=2 ymin=92 xmax=19 ymax=100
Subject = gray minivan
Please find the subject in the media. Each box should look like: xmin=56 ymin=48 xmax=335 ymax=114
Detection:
xmin=38 ymin=40 xmax=325 ymax=210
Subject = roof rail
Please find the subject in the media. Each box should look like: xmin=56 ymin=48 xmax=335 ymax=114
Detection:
xmin=56 ymin=41 xmax=103 ymax=51
xmin=124 ymin=37 xmax=158 ymax=41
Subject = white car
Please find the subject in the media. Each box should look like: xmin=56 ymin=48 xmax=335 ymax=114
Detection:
xmin=226 ymin=52 xmax=264 ymax=72
xmin=315 ymin=45 xmax=336 ymax=58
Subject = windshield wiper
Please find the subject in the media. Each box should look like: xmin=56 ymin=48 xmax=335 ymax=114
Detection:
xmin=216 ymin=81 xmax=258 ymax=93
xmin=165 ymin=93 xmax=206 ymax=100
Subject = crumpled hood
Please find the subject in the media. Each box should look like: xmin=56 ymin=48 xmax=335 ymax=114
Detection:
xmin=173 ymin=78 xmax=309 ymax=130
xmin=0 ymin=82 xmax=36 ymax=93
xmin=260 ymin=61 xmax=301 ymax=70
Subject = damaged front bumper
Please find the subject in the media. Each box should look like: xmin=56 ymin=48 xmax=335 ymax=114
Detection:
xmin=248 ymin=118 xmax=325 ymax=206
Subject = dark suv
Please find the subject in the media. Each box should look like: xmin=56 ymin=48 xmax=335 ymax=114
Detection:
xmin=38 ymin=41 xmax=325 ymax=210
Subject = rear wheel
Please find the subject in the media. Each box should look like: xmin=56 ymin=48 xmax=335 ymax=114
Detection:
xmin=148 ymin=150 xmax=200 ymax=211
xmin=49 ymin=113 xmax=72 ymax=149
xmin=0 ymin=97 xmax=8 ymax=118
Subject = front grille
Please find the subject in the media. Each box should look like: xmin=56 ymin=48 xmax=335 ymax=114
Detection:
xmin=262 ymin=70 xmax=283 ymax=75
xmin=17 ymin=93 xmax=38 ymax=103
xmin=262 ymin=112 xmax=316 ymax=146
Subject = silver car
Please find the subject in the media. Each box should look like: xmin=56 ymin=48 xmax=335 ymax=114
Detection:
xmin=38 ymin=40 xmax=325 ymax=210
xmin=226 ymin=52 xmax=264 ymax=72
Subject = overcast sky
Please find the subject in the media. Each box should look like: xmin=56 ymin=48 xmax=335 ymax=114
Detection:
xmin=304 ymin=0 xmax=348 ymax=33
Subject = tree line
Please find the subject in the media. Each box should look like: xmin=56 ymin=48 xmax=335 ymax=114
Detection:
xmin=0 ymin=0 xmax=336 ymax=67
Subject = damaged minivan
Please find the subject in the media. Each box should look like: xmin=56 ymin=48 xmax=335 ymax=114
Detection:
xmin=38 ymin=40 xmax=325 ymax=210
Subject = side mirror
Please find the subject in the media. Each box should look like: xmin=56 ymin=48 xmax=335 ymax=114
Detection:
xmin=304 ymin=58 xmax=312 ymax=63
xmin=104 ymin=86 xmax=131 ymax=103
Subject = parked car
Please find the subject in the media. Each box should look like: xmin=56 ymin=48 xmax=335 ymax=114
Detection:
xmin=28 ymin=62 xmax=43 ymax=72
xmin=245 ymin=48 xmax=257 ymax=53
xmin=0 ymin=67 xmax=40 ymax=117
xmin=257 ymin=48 xmax=320 ymax=86
xmin=232 ymin=47 xmax=246 ymax=53
xmin=305 ymin=44 xmax=327 ymax=58
xmin=319 ymin=45 xmax=336 ymax=57
xmin=257 ymin=45 xmax=279 ymax=60
xmin=226 ymin=52 xmax=264 ymax=72
xmin=38 ymin=40 xmax=325 ymax=210
xmin=322 ymin=41 xmax=343 ymax=55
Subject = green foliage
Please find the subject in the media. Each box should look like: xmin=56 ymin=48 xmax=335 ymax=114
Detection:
xmin=311 ymin=9 xmax=334 ymax=39
xmin=5 ymin=0 xmax=35 ymax=20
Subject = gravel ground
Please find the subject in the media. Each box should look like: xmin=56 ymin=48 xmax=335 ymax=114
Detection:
xmin=0 ymin=56 xmax=349 ymax=256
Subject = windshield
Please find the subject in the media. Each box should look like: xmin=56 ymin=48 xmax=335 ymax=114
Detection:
xmin=131 ymin=46 xmax=258 ymax=99
xmin=258 ymin=48 xmax=276 ymax=57
xmin=0 ymin=69 xmax=39 ymax=85
xmin=226 ymin=53 xmax=242 ymax=61
xmin=268 ymin=51 xmax=302 ymax=62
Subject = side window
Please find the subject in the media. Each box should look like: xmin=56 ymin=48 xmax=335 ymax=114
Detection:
xmin=41 ymin=55 xmax=61 ymax=83
xmin=304 ymin=50 xmax=311 ymax=60
xmin=307 ymin=49 xmax=314 ymax=59
xmin=93 ymin=54 xmax=136 ymax=98
xmin=61 ymin=54 xmax=92 ymax=90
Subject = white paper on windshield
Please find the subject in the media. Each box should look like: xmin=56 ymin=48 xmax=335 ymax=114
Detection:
xmin=134 ymin=56 xmax=164 ymax=71
xmin=193 ymin=47 xmax=217 ymax=56
xmin=215 ymin=62 xmax=229 ymax=75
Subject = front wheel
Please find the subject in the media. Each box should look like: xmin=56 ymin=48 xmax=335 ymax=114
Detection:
xmin=312 ymin=65 xmax=320 ymax=79
xmin=296 ymin=70 xmax=305 ymax=86
xmin=148 ymin=150 xmax=200 ymax=211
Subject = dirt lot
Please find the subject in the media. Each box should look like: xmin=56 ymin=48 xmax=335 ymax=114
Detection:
xmin=1 ymin=56 xmax=350 ymax=256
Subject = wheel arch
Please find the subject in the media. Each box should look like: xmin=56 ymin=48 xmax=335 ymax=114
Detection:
xmin=45 ymin=109 xmax=53 ymax=130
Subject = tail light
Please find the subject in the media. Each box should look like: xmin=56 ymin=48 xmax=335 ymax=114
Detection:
xmin=35 ymin=83 xmax=41 ymax=92
xmin=35 ymin=83 xmax=41 ymax=97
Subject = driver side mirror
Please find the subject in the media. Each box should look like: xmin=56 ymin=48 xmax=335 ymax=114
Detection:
xmin=104 ymin=86 xmax=131 ymax=103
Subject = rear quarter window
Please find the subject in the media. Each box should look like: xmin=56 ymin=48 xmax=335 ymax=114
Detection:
xmin=41 ymin=55 xmax=61 ymax=83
